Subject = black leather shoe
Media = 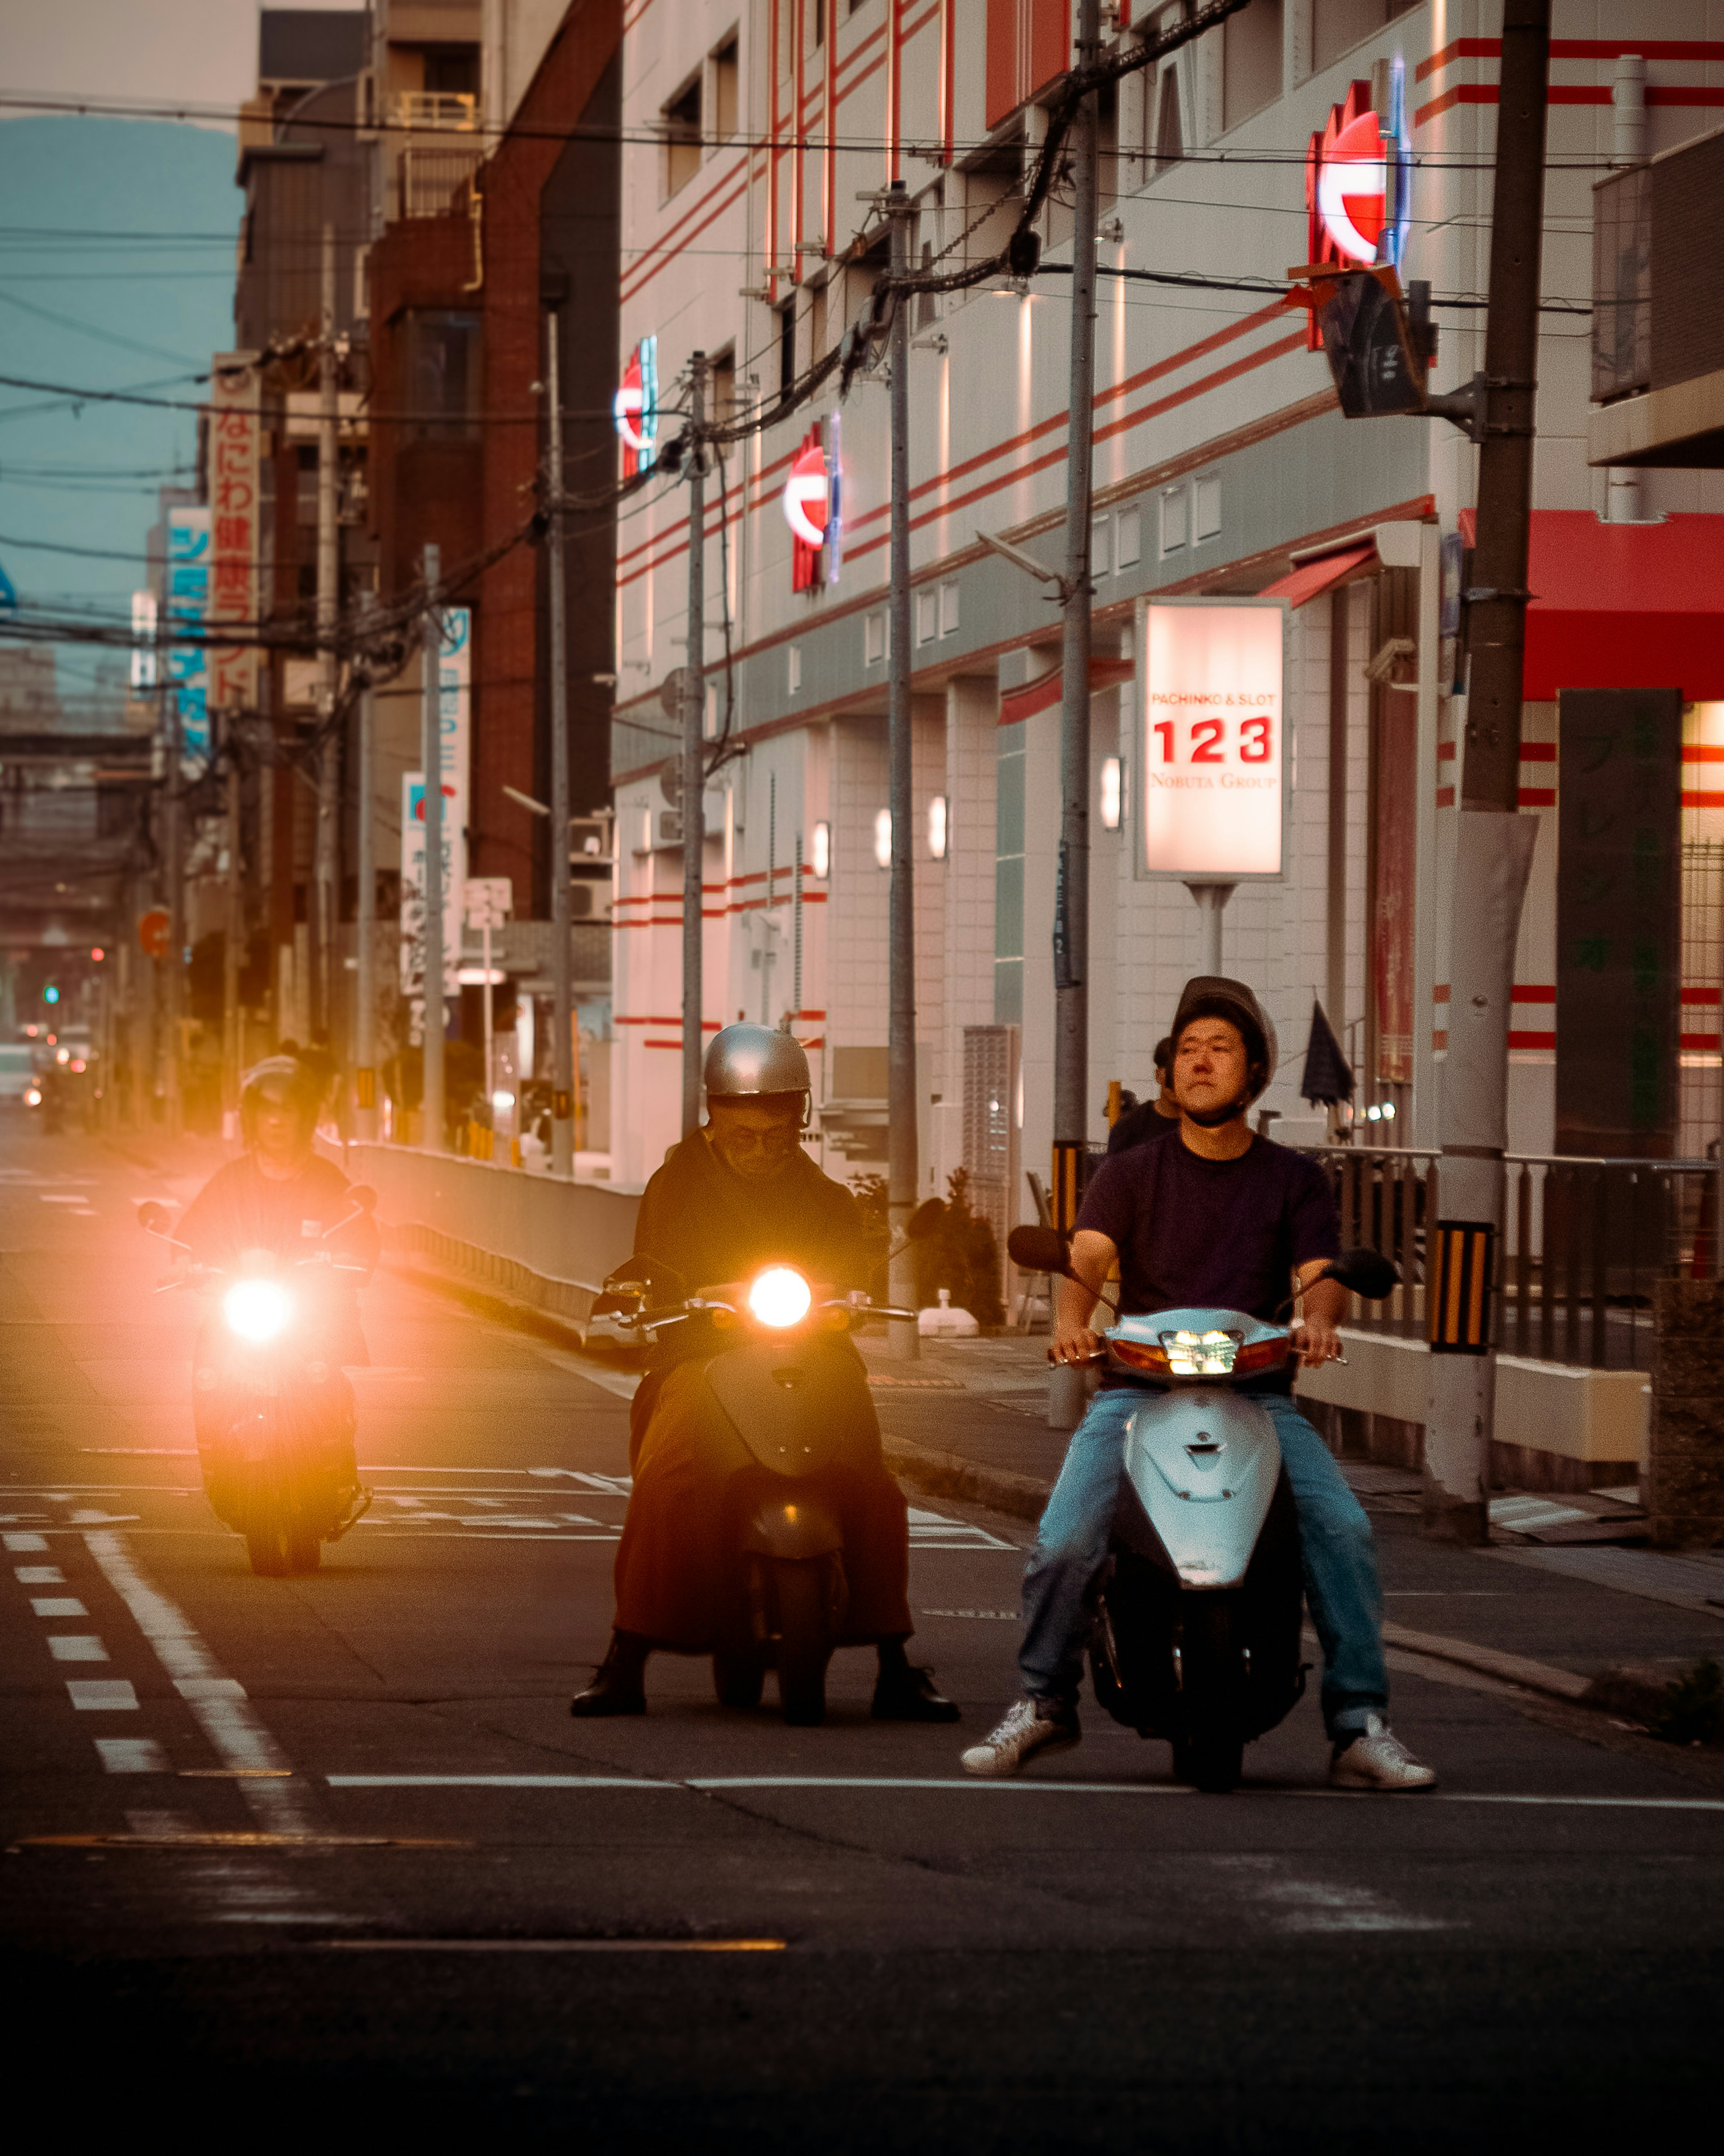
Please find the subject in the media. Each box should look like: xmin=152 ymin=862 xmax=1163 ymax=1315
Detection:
xmin=871 ymin=1663 xmax=960 ymax=1724
xmin=570 ymin=1637 xmax=647 ymax=1717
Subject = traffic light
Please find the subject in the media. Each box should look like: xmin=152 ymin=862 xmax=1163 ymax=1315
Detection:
xmin=42 ymin=983 xmax=59 ymax=1005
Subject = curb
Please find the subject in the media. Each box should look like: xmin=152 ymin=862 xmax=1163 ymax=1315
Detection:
xmin=387 ymin=1245 xmax=1654 ymax=1729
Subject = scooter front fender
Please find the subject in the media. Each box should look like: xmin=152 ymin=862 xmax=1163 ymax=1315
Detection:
xmin=1122 ymin=1387 xmax=1281 ymax=1591
xmin=739 ymin=1492 xmax=844 ymax=1560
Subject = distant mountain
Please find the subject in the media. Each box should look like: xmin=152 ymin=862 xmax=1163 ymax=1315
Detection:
xmin=0 ymin=117 xmax=238 ymax=716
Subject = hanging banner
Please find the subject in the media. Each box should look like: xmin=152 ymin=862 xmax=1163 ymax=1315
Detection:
xmin=205 ymin=353 xmax=260 ymax=716
xmin=399 ymin=771 xmax=462 ymax=1005
xmin=165 ymin=507 xmax=211 ymax=775
xmin=1135 ymin=598 xmax=1289 ymax=882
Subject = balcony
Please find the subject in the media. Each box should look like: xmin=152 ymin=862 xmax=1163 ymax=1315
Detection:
xmin=391 ymin=91 xmax=477 ymax=131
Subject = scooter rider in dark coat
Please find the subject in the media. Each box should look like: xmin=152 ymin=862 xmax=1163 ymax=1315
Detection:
xmin=570 ymin=1024 xmax=959 ymax=1723
xmin=961 ymin=978 xmax=1436 ymax=1791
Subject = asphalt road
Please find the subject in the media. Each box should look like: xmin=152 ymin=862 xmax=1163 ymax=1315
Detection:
xmin=3 ymin=1126 xmax=1721 ymax=2149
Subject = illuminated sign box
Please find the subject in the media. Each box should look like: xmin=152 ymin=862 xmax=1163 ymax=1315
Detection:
xmin=1135 ymin=597 xmax=1289 ymax=883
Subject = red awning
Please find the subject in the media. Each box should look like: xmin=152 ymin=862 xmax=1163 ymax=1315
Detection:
xmin=1260 ymin=540 xmax=1377 ymax=609
xmin=999 ymin=654 xmax=1135 ymax=727
xmin=1458 ymin=509 xmax=1724 ymax=701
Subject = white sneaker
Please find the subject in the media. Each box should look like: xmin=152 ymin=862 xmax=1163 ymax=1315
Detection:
xmin=960 ymin=1697 xmax=1080 ymax=1779
xmin=1330 ymin=1714 xmax=1438 ymax=1791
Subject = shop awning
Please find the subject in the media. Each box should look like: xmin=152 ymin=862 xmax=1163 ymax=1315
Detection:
xmin=1459 ymin=509 xmax=1724 ymax=701
xmin=1000 ymin=653 xmax=1135 ymax=727
xmin=1259 ymin=540 xmax=1377 ymax=609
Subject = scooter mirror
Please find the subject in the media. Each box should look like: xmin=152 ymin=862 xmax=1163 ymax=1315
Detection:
xmin=1321 ymin=1246 xmax=1400 ymax=1301
xmin=603 ymin=1252 xmax=688 ymax=1302
xmin=137 ymin=1201 xmax=172 ymax=1236
xmin=1007 ymin=1225 xmax=1071 ymax=1276
xmin=347 ymin=1185 xmax=378 ymax=1214
xmin=905 ymin=1198 xmax=945 ymax=1242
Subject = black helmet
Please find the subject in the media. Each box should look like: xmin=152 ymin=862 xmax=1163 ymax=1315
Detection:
xmin=240 ymin=1055 xmax=321 ymax=1149
xmin=1170 ymin=977 xmax=1279 ymax=1113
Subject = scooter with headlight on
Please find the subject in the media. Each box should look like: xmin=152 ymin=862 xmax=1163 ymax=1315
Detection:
xmin=139 ymin=1191 xmax=377 ymax=1577
xmin=592 ymin=1244 xmax=930 ymax=1726
xmin=1007 ymin=1229 xmax=1399 ymax=1791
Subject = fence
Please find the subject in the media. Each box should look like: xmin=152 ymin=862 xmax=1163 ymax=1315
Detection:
xmin=1306 ymin=1145 xmax=1720 ymax=1373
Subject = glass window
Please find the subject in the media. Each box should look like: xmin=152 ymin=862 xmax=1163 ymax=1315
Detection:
xmin=1223 ymin=0 xmax=1282 ymax=131
xmin=402 ymin=310 xmax=481 ymax=440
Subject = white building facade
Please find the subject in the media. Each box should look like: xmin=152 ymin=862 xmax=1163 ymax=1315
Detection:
xmin=608 ymin=0 xmax=1724 ymax=1219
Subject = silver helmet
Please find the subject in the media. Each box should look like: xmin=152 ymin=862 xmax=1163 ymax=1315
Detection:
xmin=703 ymin=1023 xmax=812 ymax=1104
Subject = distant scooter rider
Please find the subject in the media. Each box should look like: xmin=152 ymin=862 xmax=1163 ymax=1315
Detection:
xmin=175 ymin=1055 xmax=380 ymax=1523
xmin=571 ymin=1024 xmax=959 ymax=1723
xmin=962 ymin=978 xmax=1437 ymax=1791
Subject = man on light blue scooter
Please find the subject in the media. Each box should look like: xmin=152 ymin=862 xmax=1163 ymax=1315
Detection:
xmin=963 ymin=977 xmax=1436 ymax=1791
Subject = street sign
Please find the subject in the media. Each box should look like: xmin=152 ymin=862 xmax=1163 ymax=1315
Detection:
xmin=1312 ymin=267 xmax=1428 ymax=418
xmin=1135 ymin=598 xmax=1289 ymax=883
xmin=137 ymin=908 xmax=170 ymax=960
xmin=465 ymin=876 xmax=512 ymax=929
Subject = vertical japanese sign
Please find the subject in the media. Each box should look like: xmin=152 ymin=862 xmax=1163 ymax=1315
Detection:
xmin=397 ymin=605 xmax=471 ymax=1025
xmin=205 ymin=354 xmax=260 ymax=716
xmin=1556 ymin=688 xmax=1682 ymax=1155
xmin=1136 ymin=599 xmax=1288 ymax=881
xmin=1372 ymin=696 xmax=1417 ymax=1084
xmin=165 ymin=506 xmax=210 ymax=774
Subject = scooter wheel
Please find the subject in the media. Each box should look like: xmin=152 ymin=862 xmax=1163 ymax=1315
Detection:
xmin=712 ymin=1651 xmax=765 ymax=1709
xmin=246 ymin=1525 xmax=290 ymax=1577
xmin=286 ymin=1531 xmax=321 ymax=1575
xmin=773 ymin=1558 xmax=831 ymax=1726
xmin=1172 ymin=1732 xmax=1244 ymax=1794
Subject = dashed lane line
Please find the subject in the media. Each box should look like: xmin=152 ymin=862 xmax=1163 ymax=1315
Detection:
xmin=83 ymin=1531 xmax=314 ymax=1836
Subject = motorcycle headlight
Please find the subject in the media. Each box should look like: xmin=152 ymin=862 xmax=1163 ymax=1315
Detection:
xmin=746 ymin=1266 xmax=812 ymax=1329
xmin=223 ymin=1279 xmax=294 ymax=1344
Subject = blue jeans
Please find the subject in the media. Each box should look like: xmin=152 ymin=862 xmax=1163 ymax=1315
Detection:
xmin=1019 ymin=1386 xmax=1388 ymax=1741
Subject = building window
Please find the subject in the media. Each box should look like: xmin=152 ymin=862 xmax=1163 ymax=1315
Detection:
xmin=1091 ymin=514 xmax=1112 ymax=577
xmin=788 ymin=644 xmax=802 ymax=693
xmin=916 ymin=588 xmax=937 ymax=645
xmin=1194 ymin=475 xmax=1221 ymax=543
xmin=778 ymin=302 xmax=797 ymax=396
xmin=1159 ymin=485 xmax=1188 ymax=557
xmin=1313 ymin=2 xmax=1420 ymax=75
xmin=423 ymin=46 xmax=479 ymax=95
xmin=709 ymin=345 xmax=737 ymax=460
xmin=402 ymin=309 xmax=481 ymax=440
xmin=864 ymin=611 xmax=886 ymax=664
xmin=938 ymin=579 xmax=960 ymax=636
xmin=1117 ymin=505 xmax=1141 ymax=568
xmin=1223 ymin=0 xmax=1283 ymax=131
xmin=663 ymin=73 xmax=702 ymax=198
xmin=1152 ymin=66 xmax=1183 ymax=171
xmin=712 ymin=34 xmax=739 ymax=140
xmin=813 ymin=0 xmax=825 ymax=49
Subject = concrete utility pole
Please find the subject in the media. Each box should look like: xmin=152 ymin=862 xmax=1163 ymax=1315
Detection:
xmin=314 ymin=222 xmax=340 ymax=1045
xmin=421 ymin=543 xmax=446 ymax=1153
xmin=545 ymin=298 xmax=576 ymax=1175
xmin=161 ymin=665 xmax=184 ymax=1133
xmin=680 ymin=352 xmax=708 ymax=1138
xmin=1053 ymin=0 xmax=1101 ymax=1226
xmin=1422 ymin=0 xmax=1551 ymax=1542
xmin=885 ymin=180 xmax=919 ymax=1357
xmin=354 ymin=593 xmax=378 ymax=1141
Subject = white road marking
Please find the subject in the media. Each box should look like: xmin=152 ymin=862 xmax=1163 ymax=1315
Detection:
xmin=919 ymin=1607 xmax=1018 ymax=1619
xmin=321 ymin=1773 xmax=1724 ymax=1811
xmin=48 ymin=1634 xmax=109 ymax=1661
xmin=96 ymin=1737 xmax=169 ymax=1773
xmin=83 ymin=1532 xmax=312 ymax=1835
xmin=4 ymin=1533 xmax=49 ymax=1551
xmin=16 ymin=1566 xmax=66 ymax=1584
xmin=321 ymin=1939 xmax=785 ymax=1953
xmin=31 ymin=1596 xmax=87 ymax=1617
xmin=66 ymin=1679 xmax=138 ymax=1710
xmin=1218 ymin=1857 xmax=1451 ymax=1934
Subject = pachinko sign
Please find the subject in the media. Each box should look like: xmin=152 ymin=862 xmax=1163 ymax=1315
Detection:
xmin=615 ymin=336 xmax=659 ymax=477
xmin=784 ymin=413 xmax=843 ymax=593
xmin=1303 ymin=65 xmax=1410 ymax=341
xmin=1136 ymin=598 xmax=1288 ymax=884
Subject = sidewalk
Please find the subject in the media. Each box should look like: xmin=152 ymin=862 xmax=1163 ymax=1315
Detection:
xmin=856 ymin=1329 xmax=1724 ymax=1723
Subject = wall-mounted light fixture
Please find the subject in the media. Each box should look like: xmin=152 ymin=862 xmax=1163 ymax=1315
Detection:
xmin=928 ymin=795 xmax=948 ymax=860
xmin=1100 ymin=757 xmax=1121 ymax=831
xmin=810 ymin=820 xmax=831 ymax=878
xmin=874 ymin=808 xmax=892 ymax=869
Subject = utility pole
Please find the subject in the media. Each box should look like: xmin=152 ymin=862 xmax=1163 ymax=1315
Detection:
xmin=222 ymin=717 xmax=242 ymax=1136
xmin=354 ymin=592 xmax=378 ymax=1141
xmin=161 ymin=661 xmax=184 ymax=1134
xmin=1053 ymin=0 xmax=1100 ymax=1223
xmin=545 ymin=293 xmax=576 ymax=1175
xmin=421 ymin=543 xmax=446 ymax=1153
xmin=1422 ymin=0 xmax=1550 ymax=1542
xmin=314 ymin=221 xmax=340 ymax=1047
xmin=680 ymin=352 xmax=707 ymax=1138
xmin=885 ymin=181 xmax=919 ymax=1357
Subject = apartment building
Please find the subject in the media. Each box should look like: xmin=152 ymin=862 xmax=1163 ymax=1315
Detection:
xmin=609 ymin=0 xmax=1724 ymax=1220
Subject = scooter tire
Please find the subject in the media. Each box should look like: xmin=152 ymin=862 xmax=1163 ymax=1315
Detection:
xmin=773 ymin=1558 xmax=831 ymax=1726
xmin=712 ymin=1651 xmax=766 ymax=1709
xmin=286 ymin=1530 xmax=321 ymax=1575
xmin=246 ymin=1524 xmax=290 ymax=1577
xmin=1172 ymin=1732 xmax=1244 ymax=1794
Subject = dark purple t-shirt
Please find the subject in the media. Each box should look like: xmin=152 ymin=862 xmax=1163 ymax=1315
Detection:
xmin=1075 ymin=1133 xmax=1340 ymax=1390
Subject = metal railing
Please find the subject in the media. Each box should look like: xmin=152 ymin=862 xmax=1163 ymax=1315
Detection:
xmin=397 ymin=143 xmax=483 ymax=220
xmin=391 ymin=92 xmax=478 ymax=132
xmin=1303 ymin=1145 xmax=1718 ymax=1372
